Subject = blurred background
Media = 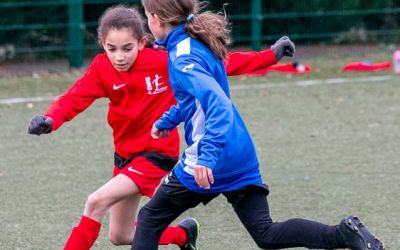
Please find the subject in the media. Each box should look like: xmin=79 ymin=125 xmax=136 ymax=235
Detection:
xmin=0 ymin=0 xmax=399 ymax=68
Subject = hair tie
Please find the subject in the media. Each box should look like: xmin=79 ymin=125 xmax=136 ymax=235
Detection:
xmin=186 ymin=13 xmax=194 ymax=22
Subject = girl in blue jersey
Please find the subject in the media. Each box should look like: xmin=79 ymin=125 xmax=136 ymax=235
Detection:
xmin=132 ymin=0 xmax=384 ymax=249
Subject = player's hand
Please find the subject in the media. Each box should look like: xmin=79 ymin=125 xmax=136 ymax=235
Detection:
xmin=271 ymin=36 xmax=295 ymax=62
xmin=194 ymin=164 xmax=214 ymax=189
xmin=151 ymin=123 xmax=170 ymax=139
xmin=28 ymin=115 xmax=53 ymax=135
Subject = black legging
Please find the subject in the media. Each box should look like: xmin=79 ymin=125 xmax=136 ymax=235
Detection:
xmin=131 ymin=174 xmax=345 ymax=249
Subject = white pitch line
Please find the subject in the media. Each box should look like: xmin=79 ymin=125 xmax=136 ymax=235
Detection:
xmin=231 ymin=75 xmax=393 ymax=90
xmin=0 ymin=96 xmax=56 ymax=105
xmin=0 ymin=75 xmax=394 ymax=105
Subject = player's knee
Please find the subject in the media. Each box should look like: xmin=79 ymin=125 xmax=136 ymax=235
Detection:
xmin=250 ymin=227 xmax=275 ymax=249
xmin=254 ymin=239 xmax=268 ymax=249
xmin=253 ymin=237 xmax=276 ymax=249
xmin=136 ymin=206 xmax=156 ymax=228
xmin=86 ymin=192 xmax=100 ymax=210
xmin=109 ymin=236 xmax=124 ymax=246
xmin=108 ymin=227 xmax=133 ymax=246
xmin=137 ymin=205 xmax=151 ymax=222
xmin=85 ymin=191 xmax=107 ymax=214
xmin=109 ymin=232 xmax=131 ymax=246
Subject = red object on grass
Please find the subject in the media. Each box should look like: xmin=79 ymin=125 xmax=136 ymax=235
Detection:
xmin=342 ymin=61 xmax=392 ymax=72
xmin=244 ymin=63 xmax=312 ymax=76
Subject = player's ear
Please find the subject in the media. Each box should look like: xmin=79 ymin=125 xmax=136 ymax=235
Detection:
xmin=153 ymin=13 xmax=163 ymax=26
xmin=100 ymin=39 xmax=106 ymax=51
xmin=138 ymin=36 xmax=147 ymax=51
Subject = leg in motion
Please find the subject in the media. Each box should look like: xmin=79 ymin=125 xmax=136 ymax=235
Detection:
xmin=131 ymin=189 xmax=189 ymax=250
xmin=108 ymin=191 xmax=141 ymax=245
xmin=64 ymin=174 xmax=139 ymax=250
xmin=224 ymin=186 xmax=346 ymax=249
xmin=132 ymin=172 xmax=207 ymax=250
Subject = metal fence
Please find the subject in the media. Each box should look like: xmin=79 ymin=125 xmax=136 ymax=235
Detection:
xmin=0 ymin=0 xmax=399 ymax=68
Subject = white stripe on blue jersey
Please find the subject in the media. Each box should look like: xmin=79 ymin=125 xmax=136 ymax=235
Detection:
xmin=176 ymin=37 xmax=190 ymax=57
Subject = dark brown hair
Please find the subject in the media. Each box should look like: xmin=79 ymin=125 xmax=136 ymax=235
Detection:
xmin=97 ymin=5 xmax=146 ymax=45
xmin=141 ymin=0 xmax=231 ymax=59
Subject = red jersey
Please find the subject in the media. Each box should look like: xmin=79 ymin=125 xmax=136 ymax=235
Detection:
xmin=44 ymin=48 xmax=276 ymax=159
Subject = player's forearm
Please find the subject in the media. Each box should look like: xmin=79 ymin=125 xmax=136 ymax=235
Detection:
xmin=225 ymin=49 xmax=277 ymax=76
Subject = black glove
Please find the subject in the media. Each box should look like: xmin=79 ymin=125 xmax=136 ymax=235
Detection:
xmin=28 ymin=115 xmax=53 ymax=135
xmin=271 ymin=36 xmax=295 ymax=62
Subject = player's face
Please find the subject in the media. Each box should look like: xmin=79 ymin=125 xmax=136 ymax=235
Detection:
xmin=145 ymin=10 xmax=167 ymax=41
xmin=102 ymin=28 xmax=144 ymax=72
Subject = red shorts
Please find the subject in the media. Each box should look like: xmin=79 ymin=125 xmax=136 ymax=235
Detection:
xmin=112 ymin=156 xmax=170 ymax=198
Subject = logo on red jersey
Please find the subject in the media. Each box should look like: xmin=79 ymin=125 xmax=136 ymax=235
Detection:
xmin=112 ymin=83 xmax=126 ymax=90
xmin=145 ymin=74 xmax=168 ymax=95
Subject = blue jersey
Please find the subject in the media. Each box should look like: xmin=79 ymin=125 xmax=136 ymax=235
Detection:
xmin=155 ymin=25 xmax=262 ymax=193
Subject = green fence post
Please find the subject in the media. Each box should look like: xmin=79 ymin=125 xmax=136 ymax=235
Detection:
xmin=251 ymin=0 xmax=262 ymax=51
xmin=68 ymin=0 xmax=84 ymax=68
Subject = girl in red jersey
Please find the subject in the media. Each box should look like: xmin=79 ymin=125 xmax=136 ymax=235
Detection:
xmin=27 ymin=5 xmax=292 ymax=250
